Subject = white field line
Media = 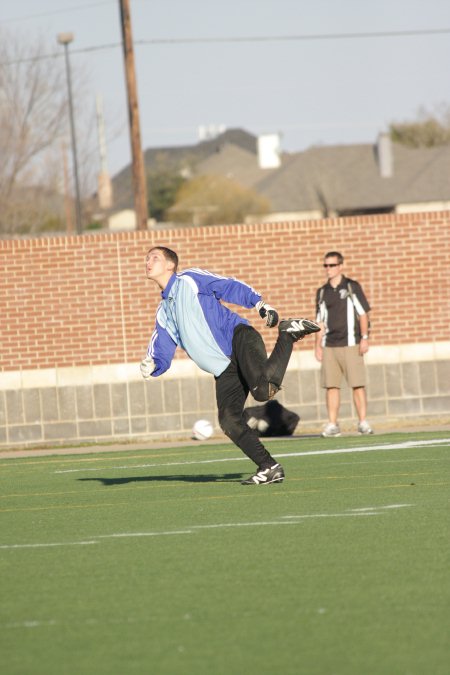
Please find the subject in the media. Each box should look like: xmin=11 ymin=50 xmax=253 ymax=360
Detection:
xmin=6 ymin=620 xmax=59 ymax=629
xmin=0 ymin=504 xmax=412 ymax=551
xmin=0 ymin=541 xmax=99 ymax=549
xmin=5 ymin=617 xmax=141 ymax=629
xmin=350 ymin=504 xmax=411 ymax=512
xmin=54 ymin=438 xmax=450 ymax=474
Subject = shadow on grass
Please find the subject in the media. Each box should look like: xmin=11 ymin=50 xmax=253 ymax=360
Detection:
xmin=78 ymin=473 xmax=245 ymax=486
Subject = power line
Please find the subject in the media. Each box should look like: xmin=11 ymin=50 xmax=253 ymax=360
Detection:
xmin=0 ymin=1 xmax=114 ymax=24
xmin=136 ymin=27 xmax=450 ymax=44
xmin=2 ymin=26 xmax=450 ymax=66
xmin=0 ymin=42 xmax=119 ymax=66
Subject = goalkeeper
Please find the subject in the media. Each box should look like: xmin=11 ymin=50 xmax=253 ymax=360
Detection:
xmin=140 ymin=246 xmax=319 ymax=485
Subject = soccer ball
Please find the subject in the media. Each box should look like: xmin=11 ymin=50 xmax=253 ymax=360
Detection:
xmin=192 ymin=419 xmax=214 ymax=440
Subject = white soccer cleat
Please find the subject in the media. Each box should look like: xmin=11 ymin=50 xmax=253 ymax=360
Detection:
xmin=278 ymin=318 xmax=320 ymax=341
xmin=241 ymin=463 xmax=285 ymax=485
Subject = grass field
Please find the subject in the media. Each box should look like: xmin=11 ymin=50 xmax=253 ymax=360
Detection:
xmin=1 ymin=431 xmax=449 ymax=675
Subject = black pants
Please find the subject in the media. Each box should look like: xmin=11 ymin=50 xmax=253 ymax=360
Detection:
xmin=215 ymin=324 xmax=294 ymax=469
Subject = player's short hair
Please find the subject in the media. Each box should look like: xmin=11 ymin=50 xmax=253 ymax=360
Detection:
xmin=324 ymin=251 xmax=344 ymax=264
xmin=149 ymin=246 xmax=179 ymax=271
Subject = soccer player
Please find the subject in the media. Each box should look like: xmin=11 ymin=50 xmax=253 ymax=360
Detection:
xmin=140 ymin=246 xmax=320 ymax=485
xmin=314 ymin=251 xmax=373 ymax=437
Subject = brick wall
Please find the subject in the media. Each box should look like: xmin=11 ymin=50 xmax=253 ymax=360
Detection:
xmin=1 ymin=211 xmax=449 ymax=373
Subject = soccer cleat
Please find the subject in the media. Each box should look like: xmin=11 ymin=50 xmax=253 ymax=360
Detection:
xmin=278 ymin=318 xmax=320 ymax=341
xmin=321 ymin=422 xmax=341 ymax=438
xmin=358 ymin=420 xmax=373 ymax=435
xmin=241 ymin=463 xmax=285 ymax=485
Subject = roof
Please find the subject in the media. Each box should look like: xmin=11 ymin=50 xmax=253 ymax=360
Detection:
xmin=255 ymin=142 xmax=450 ymax=213
xmin=109 ymin=128 xmax=450 ymax=217
xmin=111 ymin=129 xmax=258 ymax=211
xmin=195 ymin=143 xmax=277 ymax=189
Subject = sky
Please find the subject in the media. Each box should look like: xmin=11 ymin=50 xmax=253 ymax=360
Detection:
xmin=2 ymin=0 xmax=450 ymax=180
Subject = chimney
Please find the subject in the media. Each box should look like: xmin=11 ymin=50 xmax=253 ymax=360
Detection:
xmin=377 ymin=132 xmax=393 ymax=178
xmin=257 ymin=133 xmax=281 ymax=169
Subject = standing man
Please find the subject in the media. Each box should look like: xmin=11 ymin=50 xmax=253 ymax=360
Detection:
xmin=314 ymin=251 xmax=373 ymax=437
xmin=140 ymin=246 xmax=320 ymax=485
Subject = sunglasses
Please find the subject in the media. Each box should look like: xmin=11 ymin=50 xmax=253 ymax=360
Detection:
xmin=323 ymin=263 xmax=340 ymax=268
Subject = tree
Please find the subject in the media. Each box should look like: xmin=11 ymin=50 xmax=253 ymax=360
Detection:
xmin=389 ymin=104 xmax=450 ymax=148
xmin=168 ymin=175 xmax=271 ymax=226
xmin=147 ymin=169 xmax=185 ymax=222
xmin=0 ymin=30 xmax=92 ymax=235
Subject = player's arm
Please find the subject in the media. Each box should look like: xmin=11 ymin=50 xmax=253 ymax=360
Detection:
xmin=191 ymin=270 xmax=279 ymax=326
xmin=189 ymin=269 xmax=260 ymax=307
xmin=219 ymin=276 xmax=279 ymax=327
xmin=141 ymin=316 xmax=177 ymax=379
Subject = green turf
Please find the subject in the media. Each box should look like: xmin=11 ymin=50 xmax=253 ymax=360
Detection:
xmin=1 ymin=431 xmax=449 ymax=675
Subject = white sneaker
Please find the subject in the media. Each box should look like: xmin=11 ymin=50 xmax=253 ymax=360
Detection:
xmin=358 ymin=420 xmax=373 ymax=435
xmin=321 ymin=423 xmax=341 ymax=438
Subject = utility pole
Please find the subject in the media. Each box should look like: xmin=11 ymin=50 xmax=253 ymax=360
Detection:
xmin=61 ymin=140 xmax=74 ymax=234
xmin=57 ymin=32 xmax=83 ymax=235
xmin=95 ymin=94 xmax=113 ymax=210
xmin=118 ymin=0 xmax=148 ymax=231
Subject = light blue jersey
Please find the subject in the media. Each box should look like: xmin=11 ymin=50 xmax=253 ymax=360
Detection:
xmin=147 ymin=268 xmax=261 ymax=377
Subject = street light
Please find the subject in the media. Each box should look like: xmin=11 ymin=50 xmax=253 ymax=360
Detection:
xmin=57 ymin=32 xmax=82 ymax=235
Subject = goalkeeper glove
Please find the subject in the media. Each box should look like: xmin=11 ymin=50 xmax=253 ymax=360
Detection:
xmin=140 ymin=355 xmax=155 ymax=379
xmin=255 ymin=300 xmax=279 ymax=328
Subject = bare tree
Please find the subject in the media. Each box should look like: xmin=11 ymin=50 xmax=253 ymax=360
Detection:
xmin=0 ymin=30 xmax=89 ymax=234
